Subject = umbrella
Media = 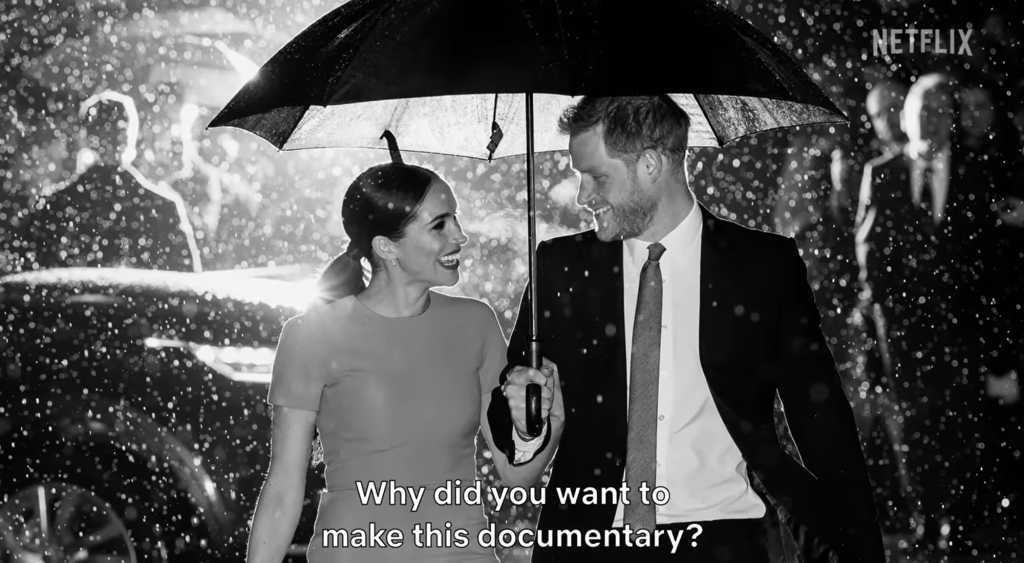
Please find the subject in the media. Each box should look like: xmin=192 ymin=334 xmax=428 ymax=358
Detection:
xmin=208 ymin=0 xmax=847 ymax=435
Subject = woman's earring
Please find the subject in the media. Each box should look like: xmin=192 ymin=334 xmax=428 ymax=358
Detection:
xmin=391 ymin=258 xmax=397 ymax=267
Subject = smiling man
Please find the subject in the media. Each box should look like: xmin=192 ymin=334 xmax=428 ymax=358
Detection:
xmin=489 ymin=95 xmax=884 ymax=563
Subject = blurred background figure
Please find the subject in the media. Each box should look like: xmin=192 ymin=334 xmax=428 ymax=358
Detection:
xmin=867 ymin=72 xmax=1008 ymax=556
xmin=10 ymin=90 xmax=202 ymax=273
xmin=851 ymin=77 xmax=916 ymax=543
xmin=769 ymin=64 xmax=862 ymax=357
xmin=956 ymin=75 xmax=1024 ymax=555
xmin=866 ymin=80 xmax=910 ymax=158
xmin=855 ymin=78 xmax=911 ymax=390
xmin=135 ymin=81 xmax=267 ymax=269
xmin=772 ymin=130 xmax=853 ymax=311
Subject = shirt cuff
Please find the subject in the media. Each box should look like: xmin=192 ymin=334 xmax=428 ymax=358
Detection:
xmin=512 ymin=421 xmax=548 ymax=464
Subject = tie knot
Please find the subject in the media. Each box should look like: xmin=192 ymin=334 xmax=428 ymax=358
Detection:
xmin=647 ymin=243 xmax=666 ymax=262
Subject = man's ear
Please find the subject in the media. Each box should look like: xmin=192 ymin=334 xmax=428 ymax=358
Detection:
xmin=639 ymin=148 xmax=663 ymax=185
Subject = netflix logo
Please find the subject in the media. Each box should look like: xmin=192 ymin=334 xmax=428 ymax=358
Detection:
xmin=871 ymin=28 xmax=974 ymax=57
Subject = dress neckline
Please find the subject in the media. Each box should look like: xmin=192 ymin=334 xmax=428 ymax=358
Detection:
xmin=353 ymin=291 xmax=434 ymax=320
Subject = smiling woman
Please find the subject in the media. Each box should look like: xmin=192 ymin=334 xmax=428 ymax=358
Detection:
xmin=314 ymin=162 xmax=439 ymax=306
xmin=244 ymin=153 xmax=559 ymax=563
xmin=364 ymin=174 xmax=469 ymax=298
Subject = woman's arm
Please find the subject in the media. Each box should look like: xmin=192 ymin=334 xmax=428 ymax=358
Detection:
xmin=476 ymin=302 xmax=563 ymax=488
xmin=246 ymin=405 xmax=318 ymax=563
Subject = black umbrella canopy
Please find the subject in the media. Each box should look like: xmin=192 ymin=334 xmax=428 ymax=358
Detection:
xmin=208 ymin=0 xmax=848 ymax=433
xmin=209 ymin=0 xmax=846 ymax=157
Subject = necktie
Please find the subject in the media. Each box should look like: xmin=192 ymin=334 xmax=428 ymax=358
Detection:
xmin=623 ymin=242 xmax=665 ymax=531
xmin=921 ymin=166 xmax=936 ymax=233
xmin=920 ymin=166 xmax=933 ymax=214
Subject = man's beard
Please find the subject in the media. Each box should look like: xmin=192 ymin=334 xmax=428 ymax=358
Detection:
xmin=595 ymin=175 xmax=657 ymax=241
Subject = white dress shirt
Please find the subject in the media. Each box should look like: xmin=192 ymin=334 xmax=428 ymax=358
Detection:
xmin=911 ymin=147 xmax=950 ymax=226
xmin=612 ymin=197 xmax=765 ymax=525
xmin=515 ymin=198 xmax=766 ymax=523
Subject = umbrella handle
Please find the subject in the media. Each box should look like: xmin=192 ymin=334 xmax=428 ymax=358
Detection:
xmin=523 ymin=93 xmax=544 ymax=439
xmin=525 ymin=339 xmax=544 ymax=438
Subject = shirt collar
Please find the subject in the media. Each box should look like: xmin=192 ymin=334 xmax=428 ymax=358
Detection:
xmin=911 ymin=147 xmax=951 ymax=197
xmin=913 ymin=146 xmax=950 ymax=173
xmin=623 ymin=193 xmax=701 ymax=266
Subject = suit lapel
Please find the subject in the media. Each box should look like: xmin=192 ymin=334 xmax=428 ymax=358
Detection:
xmin=580 ymin=236 xmax=628 ymax=439
xmin=695 ymin=206 xmax=768 ymax=444
xmin=693 ymin=208 xmax=835 ymax=563
xmin=697 ymin=204 xmax=737 ymax=371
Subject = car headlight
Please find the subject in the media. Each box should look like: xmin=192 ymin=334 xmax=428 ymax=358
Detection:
xmin=144 ymin=337 xmax=275 ymax=384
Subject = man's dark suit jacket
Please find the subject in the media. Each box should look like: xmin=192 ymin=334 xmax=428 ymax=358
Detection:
xmin=858 ymin=150 xmax=1007 ymax=378
xmin=16 ymin=163 xmax=201 ymax=273
xmin=488 ymin=204 xmax=884 ymax=563
xmin=855 ymin=152 xmax=925 ymax=375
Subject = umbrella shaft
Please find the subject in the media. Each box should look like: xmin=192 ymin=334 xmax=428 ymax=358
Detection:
xmin=525 ymin=93 xmax=540 ymax=354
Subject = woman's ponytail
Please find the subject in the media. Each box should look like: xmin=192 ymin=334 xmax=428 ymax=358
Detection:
xmin=315 ymin=243 xmax=368 ymax=306
xmin=314 ymin=133 xmax=436 ymax=308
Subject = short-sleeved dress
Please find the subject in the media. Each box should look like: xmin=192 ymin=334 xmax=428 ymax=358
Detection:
xmin=268 ymin=291 xmax=506 ymax=563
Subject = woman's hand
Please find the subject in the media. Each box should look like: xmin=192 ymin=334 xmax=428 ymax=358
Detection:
xmin=503 ymin=357 xmax=564 ymax=437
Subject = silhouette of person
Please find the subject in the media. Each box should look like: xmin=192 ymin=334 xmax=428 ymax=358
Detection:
xmin=14 ymin=91 xmax=201 ymax=273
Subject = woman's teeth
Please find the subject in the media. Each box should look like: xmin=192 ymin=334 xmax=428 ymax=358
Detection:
xmin=439 ymin=254 xmax=459 ymax=266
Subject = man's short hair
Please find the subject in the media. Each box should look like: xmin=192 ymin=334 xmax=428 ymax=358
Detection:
xmin=557 ymin=96 xmax=691 ymax=179
xmin=867 ymin=80 xmax=908 ymax=110
xmin=78 ymin=90 xmax=140 ymax=150
xmin=905 ymin=73 xmax=959 ymax=115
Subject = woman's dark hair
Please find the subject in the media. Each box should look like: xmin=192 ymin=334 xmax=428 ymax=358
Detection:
xmin=314 ymin=162 xmax=439 ymax=305
xmin=308 ymin=161 xmax=437 ymax=467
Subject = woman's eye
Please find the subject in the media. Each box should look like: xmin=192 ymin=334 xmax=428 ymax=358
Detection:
xmin=434 ymin=221 xmax=445 ymax=231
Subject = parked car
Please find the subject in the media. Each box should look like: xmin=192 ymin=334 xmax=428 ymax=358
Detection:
xmin=0 ymin=266 xmax=321 ymax=562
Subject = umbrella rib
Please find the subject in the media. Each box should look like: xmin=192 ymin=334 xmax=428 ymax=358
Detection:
xmin=275 ymin=106 xmax=312 ymax=153
xmin=323 ymin=0 xmax=403 ymax=103
xmin=275 ymin=141 xmax=528 ymax=161
xmin=272 ymin=0 xmax=402 ymax=150
xmin=386 ymin=99 xmax=408 ymax=135
xmin=691 ymin=95 xmax=726 ymax=147
xmin=725 ymin=114 xmax=847 ymax=146
xmin=548 ymin=0 xmax=572 ymax=78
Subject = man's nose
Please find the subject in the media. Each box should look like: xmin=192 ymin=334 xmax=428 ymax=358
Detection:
xmin=576 ymin=177 xmax=593 ymax=208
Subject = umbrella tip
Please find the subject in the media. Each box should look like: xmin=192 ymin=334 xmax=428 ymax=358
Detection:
xmin=380 ymin=130 xmax=403 ymax=164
